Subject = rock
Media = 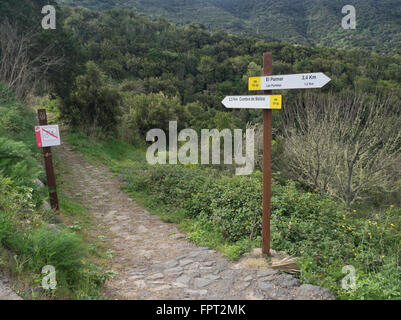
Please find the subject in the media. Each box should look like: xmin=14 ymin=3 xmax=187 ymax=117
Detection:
xmin=199 ymin=267 xmax=213 ymax=273
xmin=258 ymin=281 xmax=274 ymax=291
xmin=151 ymin=285 xmax=171 ymax=292
xmin=194 ymin=278 xmax=213 ymax=288
xmin=189 ymin=250 xmax=203 ymax=258
xmin=259 ymin=275 xmax=276 ymax=282
xmin=245 ymin=291 xmax=264 ymax=300
xmin=204 ymin=274 xmax=220 ymax=281
xmin=176 ymin=275 xmax=191 ymax=285
xmin=273 ymin=274 xmax=300 ymax=288
xmin=147 ymin=273 xmax=164 ymax=281
xmin=34 ymin=178 xmax=45 ymax=188
xmin=203 ymin=261 xmax=215 ymax=267
xmin=231 ymin=263 xmax=244 ymax=270
xmin=41 ymin=201 xmax=51 ymax=211
xmin=137 ymin=225 xmax=149 ymax=233
xmin=180 ymin=259 xmax=194 ymax=267
xmin=170 ymin=233 xmax=185 ymax=240
xmin=153 ymin=260 xmax=178 ymax=271
xmin=214 ymin=263 xmax=227 ymax=275
xmin=294 ymin=284 xmax=336 ymax=300
xmin=257 ymin=269 xmax=279 ymax=277
xmin=164 ymin=267 xmax=183 ymax=275
xmin=185 ymin=289 xmax=208 ymax=297
xmin=0 ymin=279 xmax=21 ymax=300
xmin=138 ymin=250 xmax=152 ymax=260
xmin=171 ymin=282 xmax=188 ymax=288
xmin=184 ymin=270 xmax=200 ymax=278
xmin=133 ymin=280 xmax=146 ymax=289
xmin=264 ymin=288 xmax=292 ymax=300
xmin=110 ymin=225 xmax=121 ymax=233
xmin=217 ymin=279 xmax=234 ymax=293
xmin=235 ymin=281 xmax=251 ymax=290
xmin=243 ymin=275 xmax=253 ymax=282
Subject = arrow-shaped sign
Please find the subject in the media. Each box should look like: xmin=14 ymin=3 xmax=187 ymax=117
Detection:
xmin=249 ymin=72 xmax=331 ymax=91
xmin=222 ymin=95 xmax=282 ymax=109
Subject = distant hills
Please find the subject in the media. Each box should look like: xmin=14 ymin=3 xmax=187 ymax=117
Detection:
xmin=57 ymin=0 xmax=401 ymax=53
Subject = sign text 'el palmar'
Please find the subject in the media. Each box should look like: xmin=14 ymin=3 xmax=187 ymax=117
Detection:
xmin=249 ymin=72 xmax=331 ymax=91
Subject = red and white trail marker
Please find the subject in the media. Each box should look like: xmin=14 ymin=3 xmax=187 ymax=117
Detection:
xmin=35 ymin=125 xmax=61 ymax=148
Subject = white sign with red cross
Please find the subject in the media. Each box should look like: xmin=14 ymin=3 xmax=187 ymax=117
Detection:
xmin=35 ymin=125 xmax=61 ymax=148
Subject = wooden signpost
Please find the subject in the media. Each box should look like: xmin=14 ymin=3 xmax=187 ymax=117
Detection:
xmin=222 ymin=52 xmax=331 ymax=256
xmin=37 ymin=109 xmax=60 ymax=213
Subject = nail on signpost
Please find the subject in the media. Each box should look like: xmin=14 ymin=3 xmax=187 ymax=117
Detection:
xmin=36 ymin=109 xmax=60 ymax=213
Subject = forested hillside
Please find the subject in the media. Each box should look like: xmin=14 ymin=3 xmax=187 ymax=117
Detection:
xmin=57 ymin=0 xmax=401 ymax=53
xmin=54 ymin=6 xmax=401 ymax=133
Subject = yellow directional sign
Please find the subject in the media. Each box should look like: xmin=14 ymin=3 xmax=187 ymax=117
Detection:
xmin=248 ymin=77 xmax=261 ymax=91
xmin=269 ymin=95 xmax=282 ymax=109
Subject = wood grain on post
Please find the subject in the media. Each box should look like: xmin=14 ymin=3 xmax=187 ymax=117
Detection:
xmin=262 ymin=52 xmax=272 ymax=255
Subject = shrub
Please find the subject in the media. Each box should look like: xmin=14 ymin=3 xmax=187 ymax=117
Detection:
xmin=282 ymin=91 xmax=401 ymax=206
xmin=125 ymin=92 xmax=189 ymax=135
xmin=0 ymin=137 xmax=41 ymax=186
xmin=63 ymin=61 xmax=122 ymax=134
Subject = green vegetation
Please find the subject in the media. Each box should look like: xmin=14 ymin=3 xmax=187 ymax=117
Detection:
xmin=0 ymin=84 xmax=108 ymax=299
xmin=58 ymin=0 xmax=401 ymax=53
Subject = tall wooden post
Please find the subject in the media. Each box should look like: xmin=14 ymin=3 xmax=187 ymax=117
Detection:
xmin=262 ymin=52 xmax=272 ymax=255
xmin=37 ymin=109 xmax=59 ymax=213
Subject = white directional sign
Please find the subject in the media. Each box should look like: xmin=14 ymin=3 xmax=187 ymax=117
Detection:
xmin=249 ymin=72 xmax=331 ymax=91
xmin=222 ymin=95 xmax=282 ymax=109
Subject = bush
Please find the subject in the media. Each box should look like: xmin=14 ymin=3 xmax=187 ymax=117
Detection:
xmin=282 ymin=91 xmax=401 ymax=206
xmin=0 ymin=87 xmax=45 ymax=206
xmin=124 ymin=92 xmax=189 ymax=135
xmin=0 ymin=137 xmax=41 ymax=186
xmin=19 ymin=227 xmax=88 ymax=285
xmin=63 ymin=61 xmax=122 ymax=134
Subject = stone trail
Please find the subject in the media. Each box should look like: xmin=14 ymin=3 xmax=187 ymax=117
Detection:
xmin=57 ymin=143 xmax=334 ymax=300
xmin=0 ymin=278 xmax=21 ymax=300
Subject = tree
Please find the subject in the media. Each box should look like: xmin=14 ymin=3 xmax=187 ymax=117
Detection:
xmin=0 ymin=21 xmax=62 ymax=100
xmin=66 ymin=61 xmax=121 ymax=134
xmin=282 ymin=91 xmax=401 ymax=206
xmin=127 ymin=92 xmax=189 ymax=135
